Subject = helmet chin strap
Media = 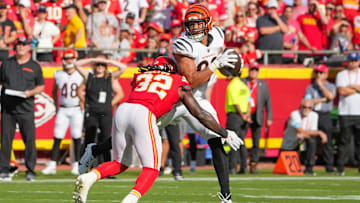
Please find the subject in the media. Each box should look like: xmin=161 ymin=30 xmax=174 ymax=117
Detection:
xmin=189 ymin=33 xmax=205 ymax=42
xmin=63 ymin=58 xmax=76 ymax=69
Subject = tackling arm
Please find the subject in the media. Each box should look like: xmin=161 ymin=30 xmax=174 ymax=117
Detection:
xmin=179 ymin=88 xmax=227 ymax=138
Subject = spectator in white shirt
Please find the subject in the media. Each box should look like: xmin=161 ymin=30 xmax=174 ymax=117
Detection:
xmin=33 ymin=5 xmax=60 ymax=62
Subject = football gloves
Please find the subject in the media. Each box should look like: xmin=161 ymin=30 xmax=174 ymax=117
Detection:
xmin=222 ymin=130 xmax=244 ymax=151
xmin=209 ymin=49 xmax=239 ymax=72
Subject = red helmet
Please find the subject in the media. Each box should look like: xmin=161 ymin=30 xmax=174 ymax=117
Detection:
xmin=152 ymin=56 xmax=177 ymax=73
xmin=184 ymin=3 xmax=213 ymax=42
xmin=62 ymin=49 xmax=78 ymax=69
xmin=63 ymin=48 xmax=78 ymax=59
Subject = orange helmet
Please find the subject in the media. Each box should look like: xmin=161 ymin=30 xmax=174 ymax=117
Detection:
xmin=184 ymin=3 xmax=213 ymax=42
xmin=62 ymin=49 xmax=78 ymax=69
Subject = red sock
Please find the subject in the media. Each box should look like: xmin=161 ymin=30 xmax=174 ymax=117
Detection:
xmin=93 ymin=160 xmax=128 ymax=179
xmin=129 ymin=167 xmax=159 ymax=199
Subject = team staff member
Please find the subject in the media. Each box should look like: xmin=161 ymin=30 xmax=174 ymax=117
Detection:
xmin=0 ymin=37 xmax=44 ymax=181
xmin=76 ymin=54 xmax=126 ymax=165
xmin=241 ymin=62 xmax=272 ymax=174
xmin=305 ymin=64 xmax=336 ymax=173
xmin=226 ymin=72 xmax=251 ymax=174
xmin=335 ymin=52 xmax=360 ymax=175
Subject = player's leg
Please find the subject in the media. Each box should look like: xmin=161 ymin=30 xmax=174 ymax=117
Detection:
xmin=43 ymin=108 xmax=70 ymax=175
xmin=165 ymin=124 xmax=183 ymax=180
xmin=122 ymin=105 xmax=162 ymax=203
xmin=74 ymin=104 xmax=132 ymax=203
xmin=70 ymin=107 xmax=84 ymax=175
xmin=182 ymin=99 xmax=232 ymax=202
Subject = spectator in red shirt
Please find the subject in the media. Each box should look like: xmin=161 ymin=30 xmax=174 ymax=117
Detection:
xmin=297 ymin=0 xmax=328 ymax=64
xmin=225 ymin=11 xmax=255 ymax=48
xmin=170 ymin=0 xmax=190 ymax=22
xmin=351 ymin=11 xmax=360 ymax=49
xmin=7 ymin=0 xmax=34 ymax=39
xmin=197 ymin=0 xmax=228 ymax=26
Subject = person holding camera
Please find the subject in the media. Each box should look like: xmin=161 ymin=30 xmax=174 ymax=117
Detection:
xmin=33 ymin=5 xmax=60 ymax=62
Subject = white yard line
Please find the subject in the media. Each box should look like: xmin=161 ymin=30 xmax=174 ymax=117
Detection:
xmin=1 ymin=176 xmax=360 ymax=183
xmin=237 ymin=194 xmax=360 ymax=201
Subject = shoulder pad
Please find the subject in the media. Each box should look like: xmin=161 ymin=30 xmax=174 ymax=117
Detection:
xmin=172 ymin=36 xmax=195 ymax=58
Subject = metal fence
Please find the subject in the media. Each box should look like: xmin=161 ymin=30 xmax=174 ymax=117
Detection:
xmin=0 ymin=47 xmax=353 ymax=64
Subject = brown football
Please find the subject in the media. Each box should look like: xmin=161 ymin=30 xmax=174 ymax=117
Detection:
xmin=218 ymin=48 xmax=243 ymax=77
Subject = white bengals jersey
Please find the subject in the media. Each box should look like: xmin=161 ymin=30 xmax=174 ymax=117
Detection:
xmin=172 ymin=26 xmax=225 ymax=98
xmin=54 ymin=70 xmax=83 ymax=107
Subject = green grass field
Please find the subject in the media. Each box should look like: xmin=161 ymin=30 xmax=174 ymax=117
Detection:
xmin=0 ymin=168 xmax=359 ymax=203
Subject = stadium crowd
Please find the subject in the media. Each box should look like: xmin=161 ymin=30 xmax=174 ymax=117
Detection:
xmin=0 ymin=0 xmax=359 ymax=186
xmin=0 ymin=0 xmax=360 ymax=64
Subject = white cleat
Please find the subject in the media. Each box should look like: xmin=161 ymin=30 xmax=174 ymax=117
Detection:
xmin=217 ymin=192 xmax=232 ymax=203
xmin=42 ymin=161 xmax=56 ymax=175
xmin=73 ymin=173 xmax=97 ymax=203
xmin=71 ymin=162 xmax=79 ymax=175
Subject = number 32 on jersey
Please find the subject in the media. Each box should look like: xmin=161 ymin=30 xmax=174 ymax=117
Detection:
xmin=134 ymin=73 xmax=173 ymax=100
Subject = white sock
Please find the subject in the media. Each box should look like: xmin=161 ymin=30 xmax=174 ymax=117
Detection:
xmin=121 ymin=193 xmax=139 ymax=203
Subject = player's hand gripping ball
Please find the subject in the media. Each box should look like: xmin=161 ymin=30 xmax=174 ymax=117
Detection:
xmin=218 ymin=48 xmax=244 ymax=77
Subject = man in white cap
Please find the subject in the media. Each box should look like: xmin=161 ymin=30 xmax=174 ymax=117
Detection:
xmin=256 ymin=0 xmax=289 ymax=64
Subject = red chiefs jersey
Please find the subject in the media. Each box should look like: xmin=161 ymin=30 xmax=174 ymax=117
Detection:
xmin=42 ymin=0 xmax=68 ymax=25
xmin=127 ymin=71 xmax=190 ymax=118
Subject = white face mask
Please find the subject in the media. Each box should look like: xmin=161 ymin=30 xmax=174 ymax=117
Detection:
xmin=63 ymin=58 xmax=76 ymax=69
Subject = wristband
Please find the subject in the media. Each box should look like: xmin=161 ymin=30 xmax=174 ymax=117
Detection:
xmin=218 ymin=127 xmax=228 ymax=138
xmin=209 ymin=62 xmax=218 ymax=72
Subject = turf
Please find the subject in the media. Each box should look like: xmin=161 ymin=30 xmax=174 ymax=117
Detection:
xmin=0 ymin=168 xmax=359 ymax=202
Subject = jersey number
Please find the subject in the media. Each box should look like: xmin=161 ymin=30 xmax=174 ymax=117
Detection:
xmin=61 ymin=83 xmax=78 ymax=98
xmin=196 ymin=56 xmax=217 ymax=71
xmin=134 ymin=74 xmax=173 ymax=100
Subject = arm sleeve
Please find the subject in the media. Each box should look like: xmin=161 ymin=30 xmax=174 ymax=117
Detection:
xmin=336 ymin=72 xmax=347 ymax=87
xmin=290 ymin=111 xmax=301 ymax=129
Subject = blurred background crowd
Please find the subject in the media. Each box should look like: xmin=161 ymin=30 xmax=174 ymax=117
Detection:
xmin=1 ymin=0 xmax=360 ymax=65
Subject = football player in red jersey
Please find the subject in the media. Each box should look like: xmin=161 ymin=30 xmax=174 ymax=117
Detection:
xmin=73 ymin=56 xmax=242 ymax=203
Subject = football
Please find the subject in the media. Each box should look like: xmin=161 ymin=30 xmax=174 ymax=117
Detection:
xmin=218 ymin=48 xmax=243 ymax=77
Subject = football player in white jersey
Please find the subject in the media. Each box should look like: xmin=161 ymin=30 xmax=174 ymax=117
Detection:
xmin=42 ymin=49 xmax=84 ymax=175
xmin=157 ymin=3 xmax=241 ymax=203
